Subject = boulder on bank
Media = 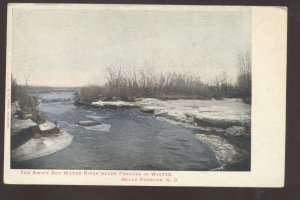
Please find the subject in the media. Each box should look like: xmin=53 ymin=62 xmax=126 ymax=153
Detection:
xmin=12 ymin=119 xmax=38 ymax=134
xmin=39 ymin=121 xmax=56 ymax=131
xmin=11 ymin=118 xmax=39 ymax=150
xmin=39 ymin=121 xmax=60 ymax=135
xmin=39 ymin=127 xmax=61 ymax=135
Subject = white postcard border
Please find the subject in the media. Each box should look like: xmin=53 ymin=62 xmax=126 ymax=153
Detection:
xmin=3 ymin=4 xmax=287 ymax=187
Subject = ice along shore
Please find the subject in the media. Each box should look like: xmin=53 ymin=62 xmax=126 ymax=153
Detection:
xmin=11 ymin=102 xmax=73 ymax=162
xmin=76 ymin=97 xmax=251 ymax=170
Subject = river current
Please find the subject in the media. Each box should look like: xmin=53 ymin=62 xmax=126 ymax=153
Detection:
xmin=12 ymin=92 xmax=219 ymax=170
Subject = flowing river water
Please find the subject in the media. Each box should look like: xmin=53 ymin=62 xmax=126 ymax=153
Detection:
xmin=12 ymin=92 xmax=219 ymax=170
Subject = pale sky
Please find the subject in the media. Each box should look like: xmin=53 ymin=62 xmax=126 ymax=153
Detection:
xmin=11 ymin=5 xmax=251 ymax=87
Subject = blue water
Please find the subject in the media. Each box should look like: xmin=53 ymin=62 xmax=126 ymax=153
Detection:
xmin=12 ymin=92 xmax=219 ymax=170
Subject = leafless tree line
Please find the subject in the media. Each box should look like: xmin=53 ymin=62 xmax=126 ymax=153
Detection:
xmin=103 ymin=67 xmax=233 ymax=98
xmin=79 ymin=51 xmax=251 ymax=103
xmin=12 ymin=52 xmax=251 ymax=104
xmin=237 ymin=51 xmax=251 ymax=99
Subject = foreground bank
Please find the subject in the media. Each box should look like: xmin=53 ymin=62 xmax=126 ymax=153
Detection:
xmin=11 ymin=102 xmax=73 ymax=162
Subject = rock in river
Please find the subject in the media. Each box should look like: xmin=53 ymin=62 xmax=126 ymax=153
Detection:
xmin=77 ymin=120 xmax=102 ymax=126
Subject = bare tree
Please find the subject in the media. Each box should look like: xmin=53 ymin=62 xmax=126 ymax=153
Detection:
xmin=19 ymin=66 xmax=31 ymax=86
xmin=11 ymin=75 xmax=18 ymax=102
xmin=80 ymin=64 xmax=244 ymax=102
xmin=237 ymin=51 xmax=252 ymax=99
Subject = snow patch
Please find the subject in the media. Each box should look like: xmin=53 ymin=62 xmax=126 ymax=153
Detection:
xmin=39 ymin=121 xmax=56 ymax=131
xmin=156 ymin=117 xmax=223 ymax=132
xmin=77 ymin=120 xmax=102 ymax=126
xmin=11 ymin=132 xmax=73 ymax=162
xmin=86 ymin=115 xmax=105 ymax=120
xmin=196 ymin=134 xmax=237 ymax=168
xmin=90 ymin=98 xmax=250 ymax=134
xmin=138 ymin=98 xmax=250 ymax=123
xmin=137 ymin=98 xmax=250 ymax=133
xmin=225 ymin=126 xmax=248 ymax=136
xmin=11 ymin=119 xmax=37 ymax=135
xmin=91 ymin=101 xmax=137 ymax=108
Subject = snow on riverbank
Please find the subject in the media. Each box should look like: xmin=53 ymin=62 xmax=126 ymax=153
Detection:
xmin=39 ymin=121 xmax=56 ymax=131
xmin=11 ymin=119 xmax=37 ymax=134
xmin=93 ymin=98 xmax=240 ymax=135
xmin=91 ymin=101 xmax=137 ymax=108
xmin=137 ymin=98 xmax=250 ymax=129
xmin=91 ymin=98 xmax=250 ymax=134
xmin=11 ymin=107 xmax=71 ymax=160
xmin=196 ymin=134 xmax=237 ymax=169
xmin=135 ymin=98 xmax=251 ymax=168
xmin=11 ymin=132 xmax=73 ymax=162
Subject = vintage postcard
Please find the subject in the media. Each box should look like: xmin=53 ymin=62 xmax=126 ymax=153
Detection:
xmin=4 ymin=4 xmax=286 ymax=187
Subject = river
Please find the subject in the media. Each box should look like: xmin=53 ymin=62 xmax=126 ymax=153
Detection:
xmin=12 ymin=92 xmax=219 ymax=170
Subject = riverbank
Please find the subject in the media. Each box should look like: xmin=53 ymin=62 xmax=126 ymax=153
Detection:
xmin=11 ymin=102 xmax=73 ymax=162
xmin=77 ymin=98 xmax=251 ymax=170
xmin=12 ymin=91 xmax=250 ymax=170
xmin=13 ymin=92 xmax=220 ymax=170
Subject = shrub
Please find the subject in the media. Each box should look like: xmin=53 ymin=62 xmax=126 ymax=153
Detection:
xmin=79 ymin=85 xmax=103 ymax=103
xmin=11 ymin=79 xmax=43 ymax=123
